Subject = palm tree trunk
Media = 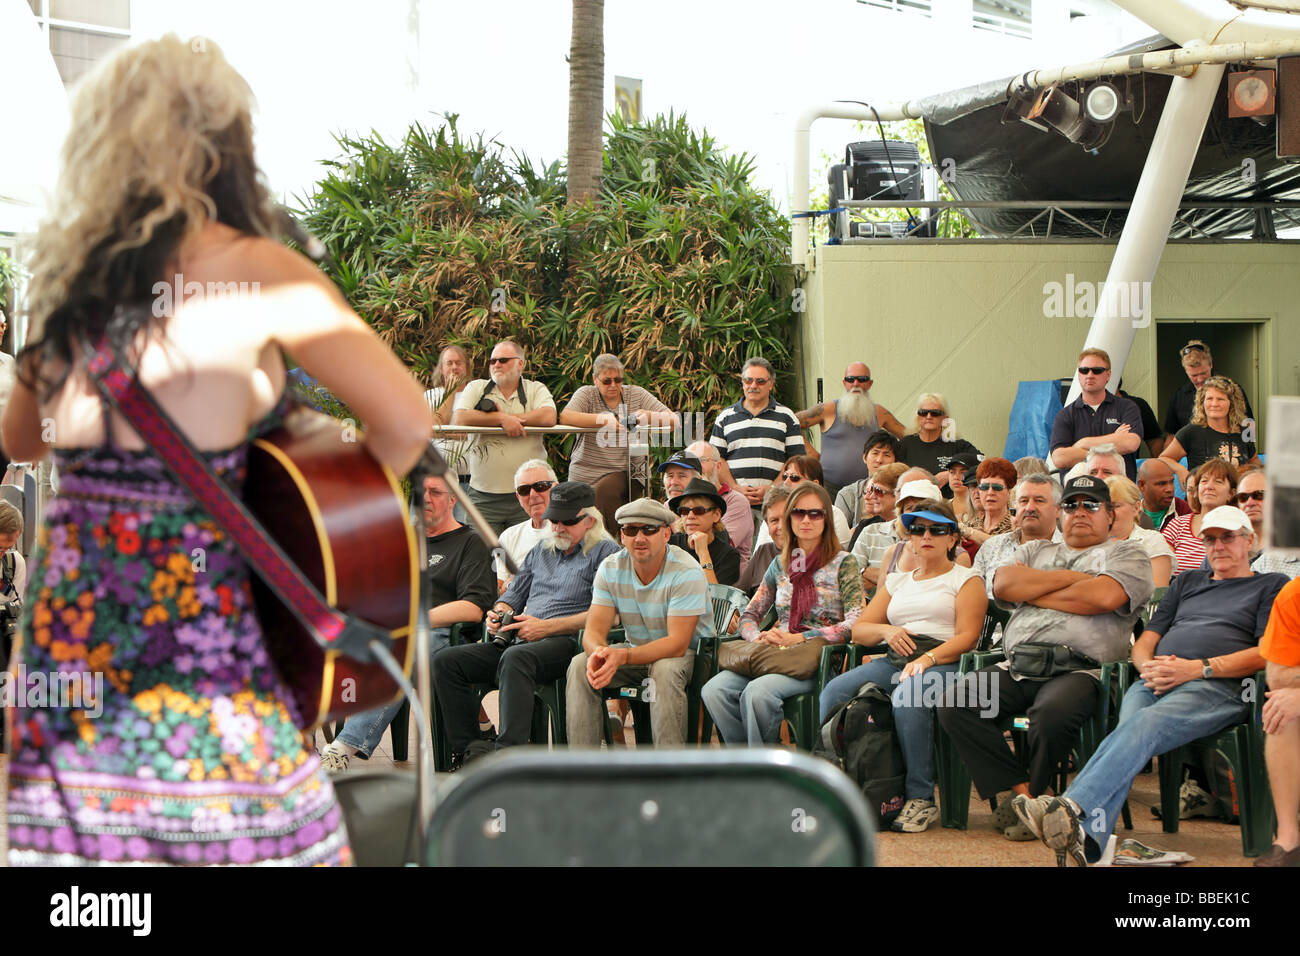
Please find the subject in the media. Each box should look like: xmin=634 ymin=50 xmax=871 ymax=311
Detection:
xmin=567 ymin=0 xmax=604 ymax=206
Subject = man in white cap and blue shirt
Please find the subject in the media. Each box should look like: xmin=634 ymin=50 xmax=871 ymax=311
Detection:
xmin=567 ymin=498 xmax=712 ymax=746
xmin=1014 ymin=503 xmax=1289 ymax=866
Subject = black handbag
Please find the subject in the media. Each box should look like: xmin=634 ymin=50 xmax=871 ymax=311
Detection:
xmin=1007 ymin=641 xmax=1100 ymax=680
xmin=886 ymin=634 xmax=944 ymax=668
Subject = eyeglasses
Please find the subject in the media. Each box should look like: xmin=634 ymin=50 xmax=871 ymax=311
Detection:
xmin=1077 ymin=366 xmax=1109 ymax=376
xmin=1236 ymin=491 xmax=1265 ymax=504
xmin=907 ymin=524 xmax=955 ymax=537
xmin=789 ymin=508 xmax=826 ymax=521
xmin=917 ymin=409 xmax=944 ymax=418
xmin=863 ymin=484 xmax=893 ymax=497
xmin=1203 ymin=531 xmax=1245 ymax=547
xmin=1061 ymin=500 xmax=1104 ymax=513
xmin=676 ymin=506 xmax=716 ymax=517
xmin=843 ymin=375 xmax=872 ymax=384
xmin=516 ymin=480 xmax=555 ymax=497
xmin=620 ymin=524 xmax=664 ymax=538
xmin=598 ymin=376 xmax=624 ymax=386
xmin=553 ymin=516 xmax=588 ymax=527
xmin=978 ymin=482 xmax=1006 ymax=492
xmin=741 ymin=376 xmax=770 ymax=386
xmin=1181 ymin=344 xmax=1208 ymax=356
xmin=780 ymin=472 xmax=806 ymax=483
xmin=489 ymin=355 xmax=521 ymax=365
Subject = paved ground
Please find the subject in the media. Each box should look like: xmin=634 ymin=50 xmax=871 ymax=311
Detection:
xmin=0 ymin=693 xmax=1259 ymax=866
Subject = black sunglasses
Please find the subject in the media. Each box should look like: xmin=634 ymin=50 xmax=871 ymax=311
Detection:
xmin=843 ymin=375 xmax=871 ymax=384
xmin=917 ymin=409 xmax=944 ymax=418
xmin=1236 ymin=490 xmax=1265 ymax=503
xmin=553 ymin=515 xmax=588 ymax=527
xmin=907 ymin=523 xmax=955 ymax=537
xmin=1077 ymin=366 xmax=1108 ymax=376
xmin=790 ymin=508 xmax=826 ymax=520
xmin=1061 ymin=500 xmax=1104 ymax=513
xmin=677 ymin=506 xmax=716 ymax=517
xmin=516 ymin=480 xmax=555 ymax=497
xmin=599 ymin=376 xmax=623 ymax=386
xmin=489 ymin=355 xmax=521 ymax=365
xmin=1181 ymin=344 xmax=1208 ymax=356
xmin=621 ymin=524 xmax=664 ymax=538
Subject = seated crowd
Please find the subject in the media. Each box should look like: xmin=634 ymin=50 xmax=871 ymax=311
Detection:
xmin=323 ymin=337 xmax=1298 ymax=866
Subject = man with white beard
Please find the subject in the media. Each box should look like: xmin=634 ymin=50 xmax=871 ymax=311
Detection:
xmin=796 ymin=362 xmax=905 ymax=496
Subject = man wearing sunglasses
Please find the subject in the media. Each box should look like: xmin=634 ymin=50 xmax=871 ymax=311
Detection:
xmin=431 ymin=481 xmax=620 ymax=767
xmin=1241 ymin=469 xmax=1300 ymax=579
xmin=453 ymin=340 xmax=558 ymax=533
xmin=1014 ymin=505 xmax=1287 ymax=867
xmin=1163 ymin=339 xmax=1254 ymax=438
xmin=567 ymin=498 xmax=711 ymax=747
xmin=1049 ymin=347 xmax=1144 ymax=480
xmin=793 ymin=362 xmax=905 ymax=497
xmin=494 ymin=459 xmax=557 ymax=592
xmin=710 ymin=357 xmax=806 ymax=512
xmin=939 ymin=475 xmax=1153 ymax=830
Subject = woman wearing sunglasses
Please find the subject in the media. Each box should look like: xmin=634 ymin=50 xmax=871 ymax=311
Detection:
xmin=702 ymin=482 xmax=863 ymax=744
xmin=1162 ymin=459 xmax=1240 ymax=576
xmin=898 ymin=393 xmax=982 ymax=494
xmin=666 ymin=477 xmax=741 ymax=587
xmin=756 ymin=454 xmax=852 ymax=545
xmin=820 ymin=500 xmax=987 ymax=832
xmin=960 ymin=457 xmax=1018 ymax=548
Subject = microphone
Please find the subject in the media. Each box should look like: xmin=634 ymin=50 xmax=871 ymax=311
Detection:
xmin=274 ymin=206 xmax=329 ymax=263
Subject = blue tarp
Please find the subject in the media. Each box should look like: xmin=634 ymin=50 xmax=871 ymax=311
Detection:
xmin=1003 ymin=380 xmax=1063 ymax=462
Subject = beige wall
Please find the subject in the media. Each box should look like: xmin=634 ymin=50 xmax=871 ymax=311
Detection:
xmin=798 ymin=241 xmax=1299 ymax=458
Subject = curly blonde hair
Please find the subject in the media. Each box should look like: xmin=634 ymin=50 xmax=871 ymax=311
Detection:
xmin=1189 ymin=376 xmax=1248 ymax=432
xmin=22 ymin=35 xmax=277 ymax=396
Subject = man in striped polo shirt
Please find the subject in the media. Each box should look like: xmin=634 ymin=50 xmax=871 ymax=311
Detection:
xmin=567 ymin=498 xmax=712 ymax=745
xmin=710 ymin=357 xmax=806 ymax=514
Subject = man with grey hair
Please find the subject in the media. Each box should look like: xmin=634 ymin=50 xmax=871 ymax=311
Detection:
xmin=710 ymin=357 xmax=806 ymax=511
xmin=495 ymin=458 xmax=557 ymax=592
xmin=794 ymin=361 xmax=905 ymax=496
xmin=560 ymin=353 xmax=678 ymax=532
xmin=425 ymin=344 xmax=473 ymax=521
xmin=431 ymin=481 xmax=621 ymax=767
xmin=453 ymin=339 xmax=557 ymax=534
xmin=686 ymin=439 xmax=752 ymax=570
xmin=972 ymin=474 xmax=1062 ymax=602
xmin=1085 ymin=444 xmax=1126 ymax=481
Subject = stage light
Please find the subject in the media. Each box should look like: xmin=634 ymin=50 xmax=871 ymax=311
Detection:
xmin=1085 ymin=83 xmax=1121 ymax=123
xmin=1228 ymin=69 xmax=1275 ymax=118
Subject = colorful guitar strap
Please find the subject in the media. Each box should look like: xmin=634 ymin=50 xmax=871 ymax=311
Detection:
xmin=86 ymin=337 xmax=388 ymax=660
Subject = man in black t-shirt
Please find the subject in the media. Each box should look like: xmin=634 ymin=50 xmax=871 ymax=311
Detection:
xmin=320 ymin=474 xmax=496 ymax=769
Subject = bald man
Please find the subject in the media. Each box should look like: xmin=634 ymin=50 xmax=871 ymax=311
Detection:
xmin=796 ymin=362 xmax=905 ymax=496
xmin=1137 ymin=457 xmax=1189 ymax=532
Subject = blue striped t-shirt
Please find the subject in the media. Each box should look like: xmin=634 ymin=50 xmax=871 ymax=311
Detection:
xmin=590 ymin=545 xmax=713 ymax=648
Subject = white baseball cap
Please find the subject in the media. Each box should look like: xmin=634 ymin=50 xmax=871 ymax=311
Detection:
xmin=896 ymin=479 xmax=943 ymax=503
xmin=1199 ymin=505 xmax=1253 ymax=536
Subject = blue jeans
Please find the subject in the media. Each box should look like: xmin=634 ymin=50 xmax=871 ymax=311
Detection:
xmin=1065 ymin=677 xmax=1250 ymax=857
xmin=336 ymin=627 xmax=451 ymax=757
xmin=702 ymin=670 xmax=813 ymax=745
xmin=821 ymin=658 xmax=960 ymax=801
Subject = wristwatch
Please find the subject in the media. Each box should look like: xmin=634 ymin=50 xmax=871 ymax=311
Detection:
xmin=1201 ymin=658 xmax=1214 ymax=679
xmin=701 ymin=562 xmax=715 ymax=570
xmin=924 ymin=651 xmax=938 ymax=666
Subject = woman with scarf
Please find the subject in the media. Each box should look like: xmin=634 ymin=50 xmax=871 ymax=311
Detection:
xmin=701 ymin=482 xmax=863 ymax=745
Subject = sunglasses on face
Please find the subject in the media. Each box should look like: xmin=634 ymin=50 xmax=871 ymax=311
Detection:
xmin=516 ymin=480 xmax=555 ymax=497
xmin=1077 ymin=366 xmax=1108 ymax=376
xmin=489 ymin=355 xmax=521 ymax=365
xmin=863 ymin=484 xmax=893 ymax=497
xmin=1237 ymin=490 xmax=1265 ymax=504
xmin=790 ymin=508 xmax=826 ymax=521
xmin=907 ymin=523 xmax=955 ymax=537
xmin=1061 ymin=500 xmax=1104 ymax=513
xmin=742 ymin=376 xmax=770 ymax=386
xmin=620 ymin=524 xmax=664 ymax=538
xmin=780 ymin=472 xmax=805 ymax=483
xmin=599 ymin=377 xmax=623 ymax=386
xmin=553 ymin=516 xmax=588 ymax=527
xmin=843 ymin=375 xmax=871 ymax=384
xmin=917 ymin=408 xmax=944 ymax=418
xmin=676 ymin=506 xmax=716 ymax=517
xmin=978 ymin=483 xmax=1006 ymax=492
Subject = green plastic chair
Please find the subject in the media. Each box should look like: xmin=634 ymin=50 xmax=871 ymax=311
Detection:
xmin=781 ymin=643 xmax=851 ymax=750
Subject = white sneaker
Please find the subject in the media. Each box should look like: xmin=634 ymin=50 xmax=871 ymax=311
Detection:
xmin=891 ymin=798 xmax=939 ymax=833
xmin=319 ymin=741 xmax=351 ymax=773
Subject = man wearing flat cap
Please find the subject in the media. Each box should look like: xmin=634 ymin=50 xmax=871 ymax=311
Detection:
xmin=938 ymin=475 xmax=1153 ymax=841
xmin=1014 ymin=505 xmax=1288 ymax=866
xmin=666 ymin=476 xmax=742 ymax=587
xmin=567 ymin=498 xmax=711 ymax=746
xmin=431 ymin=481 xmax=620 ymax=768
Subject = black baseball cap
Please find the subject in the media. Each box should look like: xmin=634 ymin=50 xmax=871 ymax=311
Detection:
xmin=1062 ymin=475 xmax=1110 ymax=505
xmin=542 ymin=481 xmax=596 ymax=521
xmin=658 ymin=451 xmax=703 ymax=474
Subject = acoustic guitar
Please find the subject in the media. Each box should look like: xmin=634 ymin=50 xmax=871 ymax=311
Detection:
xmin=245 ymin=406 xmax=417 ymax=731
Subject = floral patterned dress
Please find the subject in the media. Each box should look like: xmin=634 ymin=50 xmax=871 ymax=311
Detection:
xmin=5 ymin=398 xmax=351 ymax=865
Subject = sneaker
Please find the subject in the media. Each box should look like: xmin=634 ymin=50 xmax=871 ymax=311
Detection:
xmin=991 ymin=797 xmax=1020 ymax=832
xmin=319 ymin=742 xmax=350 ymax=774
xmin=1003 ymin=822 xmax=1038 ymax=842
xmin=1011 ymin=793 xmax=1053 ymax=841
xmin=891 ymin=798 xmax=939 ymax=833
xmin=1041 ymin=797 xmax=1088 ymax=868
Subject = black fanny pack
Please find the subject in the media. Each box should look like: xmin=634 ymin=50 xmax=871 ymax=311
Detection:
xmin=886 ymin=634 xmax=944 ymax=668
xmin=1007 ymin=641 xmax=1100 ymax=680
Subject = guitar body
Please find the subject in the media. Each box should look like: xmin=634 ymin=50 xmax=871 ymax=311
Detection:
xmin=244 ymin=407 xmax=417 ymax=731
